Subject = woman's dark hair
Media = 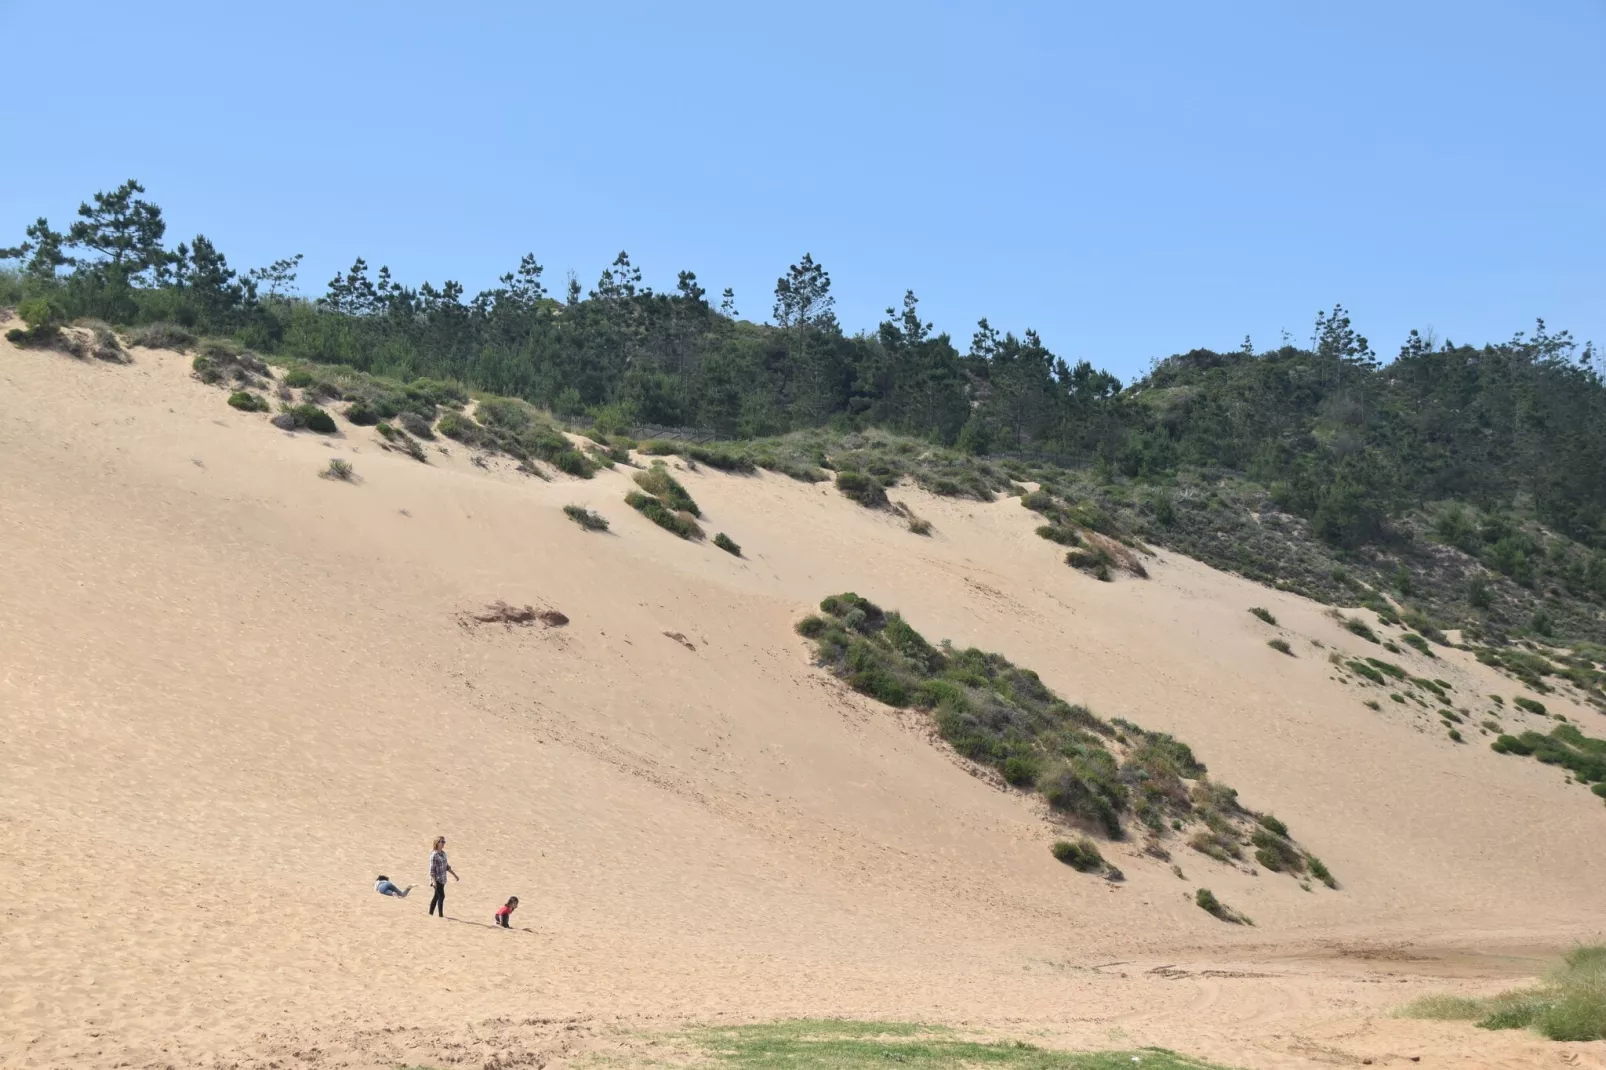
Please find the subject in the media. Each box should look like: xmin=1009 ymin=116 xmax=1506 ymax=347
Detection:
xmin=506 ymin=896 xmax=519 ymax=906
xmin=377 ymin=875 xmax=388 ymax=882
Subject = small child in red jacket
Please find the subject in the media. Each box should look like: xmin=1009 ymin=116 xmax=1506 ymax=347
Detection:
xmin=494 ymin=896 xmax=519 ymax=928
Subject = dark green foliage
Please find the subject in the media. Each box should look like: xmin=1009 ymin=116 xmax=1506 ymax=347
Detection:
xmin=563 ymin=504 xmax=608 ymax=531
xmin=1363 ymin=657 xmax=1407 ymax=680
xmin=1514 ymin=697 xmax=1548 ymax=716
xmin=713 ymin=532 xmax=741 ymax=556
xmin=283 ymin=368 xmax=314 ymax=388
xmin=1343 ymin=617 xmax=1380 ymax=643
xmin=1258 ymin=814 xmax=1289 ymax=838
xmin=801 ymin=593 xmax=1324 ymax=868
xmin=227 ymin=390 xmax=269 ymax=412
xmin=836 ymin=470 xmax=889 ymax=508
xmin=285 ymin=403 xmax=336 ymax=433
xmin=1248 ymin=607 xmax=1277 ymax=625
xmin=1267 ymin=638 xmax=1293 ymax=655
xmin=1448 ymin=728 xmax=1463 ymax=743
xmin=322 ymin=457 xmax=355 ymax=481
xmin=625 ymin=490 xmax=704 ymax=539
xmin=344 ymin=399 xmax=379 ymax=425
xmin=398 ymin=411 xmax=434 ymax=439
xmin=635 ymin=463 xmax=700 ymax=515
xmin=126 ymin=322 xmax=195 ymax=350
xmin=437 ymin=410 xmax=479 ymax=444
xmin=1400 ymin=633 xmax=1435 ymax=657
xmin=1050 ymin=838 xmax=1104 ymax=872
xmin=1490 ymin=723 xmax=1606 ymax=792
xmin=1306 ymin=855 xmax=1337 ymax=888
xmin=1195 ymin=888 xmax=1249 ymax=924
xmin=1348 ymin=660 xmax=1386 ymax=685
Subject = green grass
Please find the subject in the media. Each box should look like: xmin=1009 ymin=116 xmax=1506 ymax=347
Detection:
xmin=1248 ymin=607 xmax=1277 ymax=625
xmin=227 ymin=390 xmax=269 ymax=412
xmin=1194 ymin=888 xmax=1251 ymax=925
xmin=1050 ymin=838 xmax=1104 ymax=872
xmin=1267 ymin=638 xmax=1293 ymax=656
xmin=714 ymin=532 xmax=742 ymax=556
xmin=684 ymin=1020 xmax=1237 ymax=1070
xmin=1342 ymin=617 xmax=1381 ymax=643
xmin=835 ymin=470 xmax=890 ymax=508
xmin=1399 ymin=945 xmax=1606 ymax=1041
xmin=1489 ymin=722 xmax=1606 ymax=791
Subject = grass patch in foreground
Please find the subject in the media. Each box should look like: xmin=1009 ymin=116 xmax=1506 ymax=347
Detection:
xmin=687 ymin=1020 xmax=1236 ymax=1070
xmin=1399 ymin=944 xmax=1606 ymax=1041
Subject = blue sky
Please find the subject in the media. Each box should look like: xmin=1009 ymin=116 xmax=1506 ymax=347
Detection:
xmin=2 ymin=0 xmax=1601 ymax=379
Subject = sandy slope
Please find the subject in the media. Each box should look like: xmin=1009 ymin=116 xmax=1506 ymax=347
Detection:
xmin=1 ymin=327 xmax=1603 ymax=1070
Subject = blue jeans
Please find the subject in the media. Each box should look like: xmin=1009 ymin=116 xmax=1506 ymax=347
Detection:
xmin=376 ymin=880 xmax=406 ymax=897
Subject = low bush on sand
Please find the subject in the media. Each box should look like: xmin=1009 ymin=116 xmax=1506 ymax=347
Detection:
xmin=321 ymin=458 xmax=355 ymax=481
xmin=714 ymin=532 xmax=741 ymax=556
xmin=635 ymin=463 xmax=700 ymax=516
xmin=1249 ymin=607 xmax=1277 ymax=625
xmin=1400 ymin=944 xmax=1606 ymax=1041
xmin=563 ymin=505 xmax=609 ymax=531
xmin=1490 ymin=723 xmax=1606 ymax=794
xmin=1268 ymin=638 xmax=1293 ymax=656
xmin=908 ymin=517 xmax=933 ymax=536
xmin=798 ymin=593 xmax=1329 ymax=878
xmin=227 ymin=391 xmax=269 ymax=412
xmin=285 ymin=403 xmax=337 ymax=433
xmin=1400 ymin=632 xmax=1435 ymax=657
xmin=626 ymin=490 xmax=703 ymax=539
xmin=1343 ymin=617 xmax=1381 ymax=643
xmin=1195 ymin=888 xmax=1251 ymax=924
xmin=1514 ymin=696 xmax=1548 ymax=716
xmin=398 ymin=411 xmax=434 ymax=439
xmin=836 ymin=470 xmax=889 ymax=508
xmin=344 ymin=399 xmax=380 ymax=425
xmin=126 ymin=322 xmax=196 ymax=350
xmin=1051 ymin=838 xmax=1104 ymax=872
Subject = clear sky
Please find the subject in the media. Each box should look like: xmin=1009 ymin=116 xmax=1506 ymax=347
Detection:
xmin=2 ymin=0 xmax=1601 ymax=379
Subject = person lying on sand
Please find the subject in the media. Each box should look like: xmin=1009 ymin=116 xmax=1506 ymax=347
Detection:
xmin=494 ymin=895 xmax=519 ymax=928
xmin=374 ymin=875 xmax=412 ymax=897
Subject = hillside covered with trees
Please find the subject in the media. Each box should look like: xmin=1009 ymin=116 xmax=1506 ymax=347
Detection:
xmin=6 ymin=179 xmax=1606 ymax=649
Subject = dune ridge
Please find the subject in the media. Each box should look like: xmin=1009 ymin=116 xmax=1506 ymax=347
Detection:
xmin=2 ymin=328 xmax=1603 ymax=1069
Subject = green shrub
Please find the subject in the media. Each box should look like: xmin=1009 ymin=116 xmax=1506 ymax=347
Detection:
xmin=1306 ymin=855 xmax=1337 ymax=888
xmin=1364 ymin=699 xmax=1381 ymax=710
xmin=1400 ymin=632 xmax=1435 ymax=657
xmin=283 ymin=368 xmax=314 ymax=388
xmin=344 ymin=399 xmax=380 ymax=425
xmin=835 ymin=470 xmax=889 ymax=508
xmin=1195 ymin=888 xmax=1248 ymax=924
xmin=1036 ymin=524 xmax=1080 ymax=545
xmin=625 ymin=490 xmax=703 ymax=539
xmin=1364 ymin=657 xmax=1407 ymax=680
xmin=1514 ymin=697 xmax=1547 ymax=716
xmin=1268 ymin=638 xmax=1293 ymax=656
xmin=398 ymin=411 xmax=434 ymax=439
xmin=1258 ymin=814 xmax=1289 ymax=838
xmin=321 ymin=458 xmax=355 ymax=481
xmin=127 ymin=322 xmax=195 ymax=350
xmin=1390 ymin=692 xmax=1406 ymax=703
xmin=436 ymin=410 xmax=480 ymax=444
xmin=796 ymin=615 xmax=828 ymax=639
xmin=1249 ymin=607 xmax=1277 ymax=625
xmin=1348 ymin=660 xmax=1386 ymax=685
xmin=1448 ymin=728 xmax=1463 ymax=742
xmin=563 ymin=504 xmax=608 ymax=531
xmin=285 ymin=403 xmax=336 ymax=433
xmin=227 ymin=391 xmax=269 ymax=412
xmin=634 ymin=464 xmax=700 ymax=516
xmin=713 ymin=532 xmax=741 ymax=556
xmin=1251 ymin=826 xmax=1304 ymax=873
xmin=1050 ymin=838 xmax=1104 ymax=872
xmin=907 ymin=516 xmax=932 ymax=536
xmin=1001 ymin=755 xmax=1038 ymax=787
xmin=1343 ymin=617 xmax=1380 ymax=643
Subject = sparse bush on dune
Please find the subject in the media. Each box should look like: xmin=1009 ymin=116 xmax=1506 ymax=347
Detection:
xmin=344 ymin=399 xmax=380 ymax=425
xmin=835 ymin=470 xmax=889 ymax=508
xmin=1402 ymin=944 xmax=1606 ymax=1040
xmin=1268 ymin=638 xmax=1293 ymax=656
xmin=1489 ymin=722 xmax=1606 ymax=795
xmin=126 ymin=322 xmax=196 ymax=350
xmin=398 ymin=411 xmax=434 ymax=439
xmin=1342 ymin=617 xmax=1381 ymax=643
xmin=320 ymin=458 xmax=355 ymax=481
xmin=798 ymin=593 xmax=1330 ymax=881
xmin=1195 ymin=887 xmax=1251 ymax=924
xmin=625 ymin=490 xmax=704 ymax=539
xmin=283 ymin=368 xmax=315 ymax=389
xmin=713 ymin=532 xmax=741 ymax=556
xmin=1249 ymin=607 xmax=1277 ymax=625
xmin=1514 ymin=697 xmax=1547 ymax=716
xmin=284 ymin=403 xmax=337 ymax=433
xmin=227 ymin=390 xmax=269 ymax=412
xmin=563 ymin=505 xmax=609 ymax=531
xmin=634 ymin=463 xmax=700 ymax=515
xmin=907 ymin=516 xmax=932 ymax=536
xmin=1050 ymin=838 xmax=1104 ymax=872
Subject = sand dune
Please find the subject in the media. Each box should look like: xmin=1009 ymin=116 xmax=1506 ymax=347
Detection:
xmin=2 ymin=327 xmax=1603 ymax=1069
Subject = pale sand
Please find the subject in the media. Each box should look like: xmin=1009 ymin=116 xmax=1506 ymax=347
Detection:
xmin=1 ymin=326 xmax=1603 ymax=1069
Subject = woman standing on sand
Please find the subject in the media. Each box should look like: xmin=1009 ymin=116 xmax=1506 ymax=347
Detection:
xmin=427 ymin=836 xmax=458 ymax=917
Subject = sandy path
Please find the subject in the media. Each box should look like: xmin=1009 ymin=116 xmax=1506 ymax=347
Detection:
xmin=1 ymin=332 xmax=1602 ymax=1069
